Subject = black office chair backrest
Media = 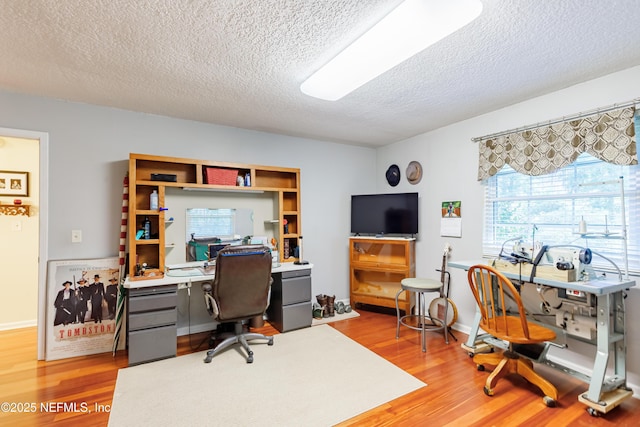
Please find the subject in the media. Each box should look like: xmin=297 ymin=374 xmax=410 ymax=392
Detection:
xmin=213 ymin=245 xmax=273 ymax=322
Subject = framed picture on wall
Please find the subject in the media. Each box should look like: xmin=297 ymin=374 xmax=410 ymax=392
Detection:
xmin=0 ymin=170 xmax=29 ymax=196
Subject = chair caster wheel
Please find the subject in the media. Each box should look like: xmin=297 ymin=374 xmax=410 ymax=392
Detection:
xmin=477 ymin=364 xmax=485 ymax=371
xmin=543 ymin=396 xmax=556 ymax=407
xmin=483 ymin=386 xmax=493 ymax=396
xmin=587 ymin=407 xmax=601 ymax=417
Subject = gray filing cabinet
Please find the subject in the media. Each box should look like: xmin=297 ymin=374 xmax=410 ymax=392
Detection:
xmin=267 ymin=268 xmax=312 ymax=332
xmin=127 ymin=284 xmax=178 ymax=366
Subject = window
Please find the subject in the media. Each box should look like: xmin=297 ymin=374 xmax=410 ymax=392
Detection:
xmin=186 ymin=208 xmax=236 ymax=242
xmin=483 ymin=154 xmax=639 ymax=276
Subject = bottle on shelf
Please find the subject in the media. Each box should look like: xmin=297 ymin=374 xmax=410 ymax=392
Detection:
xmin=150 ymin=190 xmax=158 ymax=210
xmin=142 ymin=216 xmax=151 ymax=239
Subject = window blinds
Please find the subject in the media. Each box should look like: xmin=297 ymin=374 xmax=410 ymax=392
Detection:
xmin=483 ymin=154 xmax=639 ymax=275
xmin=185 ymin=208 xmax=236 ymax=242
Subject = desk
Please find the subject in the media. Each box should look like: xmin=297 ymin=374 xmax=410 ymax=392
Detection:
xmin=449 ymin=259 xmax=635 ymax=416
xmin=124 ymin=262 xmax=313 ymax=365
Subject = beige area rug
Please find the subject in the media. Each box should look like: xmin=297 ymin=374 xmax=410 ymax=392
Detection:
xmin=109 ymin=325 xmax=425 ymax=427
xmin=311 ymin=309 xmax=360 ymax=326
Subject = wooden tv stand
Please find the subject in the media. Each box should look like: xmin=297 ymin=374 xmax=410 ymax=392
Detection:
xmin=349 ymin=237 xmax=415 ymax=314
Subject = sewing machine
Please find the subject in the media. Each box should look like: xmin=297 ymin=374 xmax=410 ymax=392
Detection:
xmin=450 ymin=259 xmax=635 ymax=417
xmin=495 ymin=243 xmax=595 ymax=283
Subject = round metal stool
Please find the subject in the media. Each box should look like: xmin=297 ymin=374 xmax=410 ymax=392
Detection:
xmin=396 ymin=278 xmax=449 ymax=352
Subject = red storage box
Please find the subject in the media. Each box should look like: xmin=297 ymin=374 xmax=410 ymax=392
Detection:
xmin=205 ymin=167 xmax=238 ymax=186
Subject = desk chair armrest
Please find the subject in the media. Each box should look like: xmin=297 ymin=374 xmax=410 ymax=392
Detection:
xmin=201 ymin=282 xmax=219 ymax=318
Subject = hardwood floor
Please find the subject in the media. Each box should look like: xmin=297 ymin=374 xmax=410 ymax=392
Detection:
xmin=1 ymin=309 xmax=638 ymax=426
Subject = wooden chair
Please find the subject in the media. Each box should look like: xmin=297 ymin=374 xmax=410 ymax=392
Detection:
xmin=467 ymin=264 xmax=558 ymax=406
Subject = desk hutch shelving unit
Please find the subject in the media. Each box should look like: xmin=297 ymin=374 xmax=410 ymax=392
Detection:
xmin=349 ymin=237 xmax=415 ymax=314
xmin=128 ymin=153 xmax=301 ymax=279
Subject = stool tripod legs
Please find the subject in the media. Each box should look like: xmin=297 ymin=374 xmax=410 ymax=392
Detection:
xmin=395 ymin=289 xmax=428 ymax=352
xmin=419 ymin=292 xmax=426 ymax=352
xmin=396 ymin=285 xmax=449 ymax=352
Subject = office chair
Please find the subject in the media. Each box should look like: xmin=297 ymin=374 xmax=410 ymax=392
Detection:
xmin=202 ymin=245 xmax=274 ymax=363
xmin=467 ymin=264 xmax=558 ymax=406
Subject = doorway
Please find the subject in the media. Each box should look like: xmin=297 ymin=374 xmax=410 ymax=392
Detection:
xmin=0 ymin=127 xmax=49 ymax=359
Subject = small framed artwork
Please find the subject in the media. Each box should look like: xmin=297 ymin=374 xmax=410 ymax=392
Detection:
xmin=0 ymin=170 xmax=29 ymax=196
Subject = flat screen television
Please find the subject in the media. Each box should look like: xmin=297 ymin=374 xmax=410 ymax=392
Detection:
xmin=351 ymin=192 xmax=418 ymax=236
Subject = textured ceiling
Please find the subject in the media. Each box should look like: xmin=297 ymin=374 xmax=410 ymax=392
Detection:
xmin=2 ymin=0 xmax=640 ymax=147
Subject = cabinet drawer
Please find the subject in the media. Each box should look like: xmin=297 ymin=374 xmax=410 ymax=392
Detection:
xmin=128 ymin=324 xmax=177 ymax=365
xmin=128 ymin=284 xmax=177 ymax=298
xmin=129 ymin=308 xmax=176 ymax=331
xmin=269 ymin=301 xmax=311 ymax=332
xmin=281 ymin=269 xmax=311 ymax=279
xmin=281 ymin=301 xmax=311 ymax=331
xmin=129 ymin=292 xmax=177 ymax=313
xmin=281 ymin=276 xmax=311 ymax=305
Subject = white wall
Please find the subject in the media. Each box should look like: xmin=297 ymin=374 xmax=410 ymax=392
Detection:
xmin=376 ymin=65 xmax=640 ymax=395
xmin=0 ymin=90 xmax=377 ymax=329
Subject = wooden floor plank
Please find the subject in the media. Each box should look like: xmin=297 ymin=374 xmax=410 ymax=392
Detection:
xmin=0 ymin=309 xmax=638 ymax=426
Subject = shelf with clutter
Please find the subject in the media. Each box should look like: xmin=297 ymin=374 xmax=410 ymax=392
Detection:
xmin=128 ymin=153 xmax=302 ymax=278
xmin=0 ymin=203 xmax=30 ymax=216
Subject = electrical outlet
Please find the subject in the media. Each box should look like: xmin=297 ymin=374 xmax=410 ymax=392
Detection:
xmin=71 ymin=229 xmax=82 ymax=243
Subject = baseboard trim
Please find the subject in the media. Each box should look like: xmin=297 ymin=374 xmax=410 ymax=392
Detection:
xmin=0 ymin=320 xmax=37 ymax=331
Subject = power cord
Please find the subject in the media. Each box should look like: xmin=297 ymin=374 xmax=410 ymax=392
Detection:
xmin=499 ymin=236 xmax=525 ymax=264
xmin=185 ymin=283 xmax=210 ymax=351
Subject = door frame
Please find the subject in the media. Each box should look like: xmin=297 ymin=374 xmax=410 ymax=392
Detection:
xmin=0 ymin=127 xmax=49 ymax=359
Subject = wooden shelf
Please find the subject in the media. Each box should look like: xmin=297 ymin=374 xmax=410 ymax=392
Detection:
xmin=349 ymin=237 xmax=415 ymax=314
xmin=128 ymin=153 xmax=301 ymax=277
xmin=0 ymin=204 xmax=30 ymax=216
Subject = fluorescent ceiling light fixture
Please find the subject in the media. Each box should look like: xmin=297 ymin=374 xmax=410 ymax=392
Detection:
xmin=300 ymin=0 xmax=483 ymax=101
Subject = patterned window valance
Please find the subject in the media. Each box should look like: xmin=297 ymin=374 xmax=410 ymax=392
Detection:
xmin=477 ymin=106 xmax=638 ymax=180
